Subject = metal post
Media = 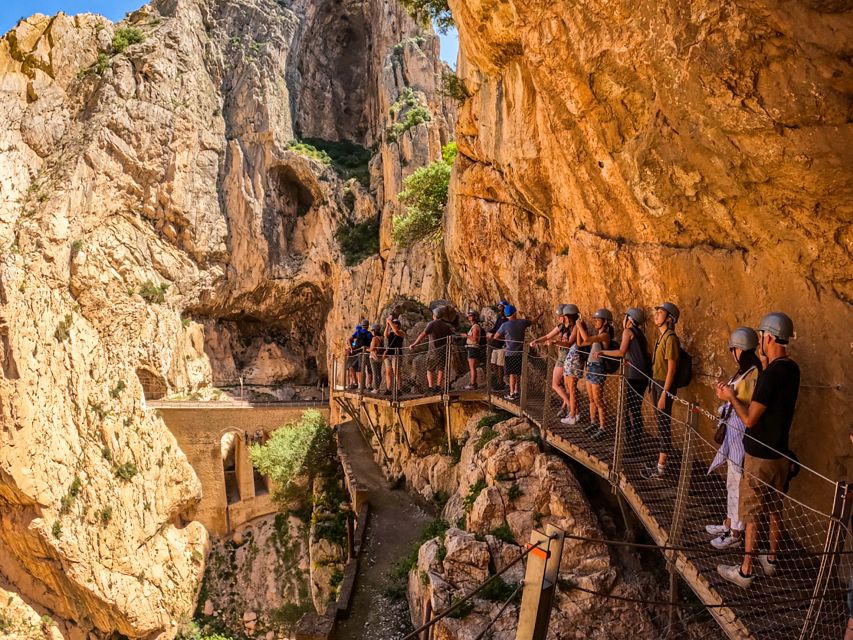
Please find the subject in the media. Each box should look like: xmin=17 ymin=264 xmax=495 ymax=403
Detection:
xmin=542 ymin=352 xmax=554 ymax=430
xmin=358 ymin=352 xmax=365 ymax=401
xmin=799 ymin=481 xmax=851 ymax=640
xmin=520 ymin=341 xmax=530 ymax=413
xmin=516 ymin=524 xmax=565 ymax=640
xmin=610 ymin=359 xmax=627 ymax=490
xmin=443 ymin=337 xmax=452 ymax=397
xmin=485 ymin=344 xmax=493 ymax=410
xmin=666 ymin=403 xmax=695 ymax=636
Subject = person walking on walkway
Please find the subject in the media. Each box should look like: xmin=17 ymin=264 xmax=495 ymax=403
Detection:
xmin=494 ymin=305 xmax=537 ymax=401
xmin=368 ymin=323 xmax=384 ymax=393
xmin=383 ymin=316 xmax=405 ymax=395
xmin=641 ymin=302 xmax=681 ymax=480
xmin=579 ymin=308 xmax=615 ymax=440
xmin=409 ymin=307 xmax=454 ymax=394
xmin=705 ymin=327 xmax=762 ymax=550
xmin=462 ymin=310 xmax=486 ymax=390
xmin=717 ymin=312 xmax=800 ymax=588
xmin=530 ymin=305 xmax=575 ymax=418
xmin=487 ymin=300 xmax=510 ymax=390
xmin=598 ymin=307 xmax=650 ymax=445
xmin=560 ymin=305 xmax=587 ymax=425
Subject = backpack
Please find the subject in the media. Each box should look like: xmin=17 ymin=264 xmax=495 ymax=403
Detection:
xmin=654 ymin=331 xmax=692 ymax=389
xmin=477 ymin=323 xmax=487 ymax=347
xmin=602 ymin=339 xmax=621 ymax=374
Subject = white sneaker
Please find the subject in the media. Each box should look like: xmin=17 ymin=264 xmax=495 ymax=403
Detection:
xmin=717 ymin=564 xmax=753 ymax=588
xmin=711 ymin=531 xmax=742 ymax=550
xmin=706 ymin=523 xmax=729 ymax=536
xmin=758 ymin=554 xmax=778 ymax=576
xmin=560 ymin=414 xmax=577 ymax=425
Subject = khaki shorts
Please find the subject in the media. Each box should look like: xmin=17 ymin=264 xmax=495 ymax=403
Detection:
xmin=490 ymin=348 xmax=506 ymax=367
xmin=739 ymin=454 xmax=788 ymax=524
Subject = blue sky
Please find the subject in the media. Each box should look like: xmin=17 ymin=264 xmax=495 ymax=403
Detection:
xmin=0 ymin=1 xmax=459 ymax=66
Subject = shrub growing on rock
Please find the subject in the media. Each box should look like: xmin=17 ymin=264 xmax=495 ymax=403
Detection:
xmin=112 ymin=27 xmax=144 ymax=53
xmin=398 ymin=0 xmax=453 ymax=33
xmin=335 ymin=217 xmax=380 ymax=266
xmin=392 ymin=142 xmax=457 ymax=247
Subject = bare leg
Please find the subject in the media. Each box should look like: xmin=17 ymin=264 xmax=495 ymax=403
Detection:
xmin=551 ymin=366 xmax=569 ymax=408
xmin=427 ymin=370 xmax=435 ymax=389
xmin=468 ymin=358 xmax=477 ymax=385
xmin=741 ymin=522 xmax=757 ymax=575
xmin=768 ymin=512 xmax=780 ymax=561
xmin=436 ymin=370 xmax=444 ymax=390
xmin=594 ymin=383 xmax=606 ymax=426
xmin=565 ymin=376 xmax=578 ymax=417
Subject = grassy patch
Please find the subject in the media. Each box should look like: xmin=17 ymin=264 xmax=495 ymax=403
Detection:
xmin=384 ymin=519 xmax=449 ymax=599
xmin=475 ymin=427 xmax=499 ymax=452
xmin=507 ymin=482 xmax=522 ymax=501
xmin=54 ymin=314 xmax=72 ymax=342
xmin=477 ymin=411 xmax=511 ymax=430
xmin=490 ymin=522 xmax=515 ymax=544
xmin=114 ymin=462 xmax=138 ymax=481
xmin=463 ymin=479 xmax=486 ymax=512
xmin=138 ymin=281 xmax=169 ymax=304
xmin=479 ymin=576 xmax=519 ymax=602
xmin=301 ymin=138 xmax=372 ymax=188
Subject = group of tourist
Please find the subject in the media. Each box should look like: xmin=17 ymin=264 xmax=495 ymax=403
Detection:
xmin=343 ymin=301 xmax=801 ymax=591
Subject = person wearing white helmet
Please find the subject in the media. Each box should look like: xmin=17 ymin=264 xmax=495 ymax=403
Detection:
xmin=598 ymin=307 xmax=651 ymax=445
xmin=716 ymin=312 xmax=800 ymax=589
xmin=641 ymin=302 xmax=681 ymax=480
xmin=577 ymin=308 xmax=615 ymax=440
xmin=705 ymin=327 xmax=763 ymax=551
xmin=530 ymin=304 xmax=576 ymax=417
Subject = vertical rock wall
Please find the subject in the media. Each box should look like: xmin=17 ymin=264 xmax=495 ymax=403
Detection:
xmin=445 ymin=0 xmax=852 ymax=493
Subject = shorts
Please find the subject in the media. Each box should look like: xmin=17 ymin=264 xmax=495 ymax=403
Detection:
xmin=738 ymin=454 xmax=789 ymax=524
xmin=466 ymin=345 xmax=486 ymax=363
xmin=347 ymin=354 xmax=362 ymax=372
xmin=586 ymin=360 xmax=605 ymax=386
xmin=563 ymin=346 xmax=584 ymax=378
xmin=427 ymin=349 xmax=444 ymax=371
xmin=491 ymin=347 xmax=506 ymax=367
xmin=505 ymin=352 xmax=523 ymax=376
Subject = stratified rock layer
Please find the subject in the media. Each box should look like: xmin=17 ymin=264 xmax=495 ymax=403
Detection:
xmin=0 ymin=0 xmax=453 ymax=636
xmin=446 ymin=0 xmax=852 ymax=486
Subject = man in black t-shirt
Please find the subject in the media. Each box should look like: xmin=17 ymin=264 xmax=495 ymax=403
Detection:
xmin=410 ymin=307 xmax=454 ymax=394
xmin=716 ymin=312 xmax=800 ymax=589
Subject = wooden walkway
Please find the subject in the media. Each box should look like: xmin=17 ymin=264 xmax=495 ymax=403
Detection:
xmin=332 ymin=377 xmax=849 ymax=640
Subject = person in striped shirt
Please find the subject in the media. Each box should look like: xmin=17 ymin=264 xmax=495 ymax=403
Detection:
xmin=705 ymin=327 xmax=762 ymax=549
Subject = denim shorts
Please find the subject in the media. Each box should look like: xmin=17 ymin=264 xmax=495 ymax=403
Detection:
xmin=586 ymin=360 xmax=605 ymax=386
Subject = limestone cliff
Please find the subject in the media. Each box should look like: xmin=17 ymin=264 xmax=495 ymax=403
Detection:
xmin=0 ymin=0 xmax=453 ymax=636
xmin=446 ymin=0 xmax=852 ymax=489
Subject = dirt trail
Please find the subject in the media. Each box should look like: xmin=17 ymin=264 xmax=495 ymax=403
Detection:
xmin=333 ymin=421 xmax=433 ymax=639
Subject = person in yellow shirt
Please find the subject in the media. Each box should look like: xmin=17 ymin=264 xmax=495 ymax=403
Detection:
xmin=641 ymin=302 xmax=680 ymax=480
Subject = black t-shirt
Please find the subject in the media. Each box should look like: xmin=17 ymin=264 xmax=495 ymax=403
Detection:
xmin=424 ymin=320 xmax=454 ymax=350
xmin=386 ymin=332 xmax=404 ymax=352
xmin=744 ymin=358 xmax=800 ymax=459
xmin=491 ymin=313 xmax=508 ymax=349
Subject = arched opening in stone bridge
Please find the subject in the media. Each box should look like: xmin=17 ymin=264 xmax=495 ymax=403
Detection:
xmin=220 ymin=431 xmax=242 ymax=505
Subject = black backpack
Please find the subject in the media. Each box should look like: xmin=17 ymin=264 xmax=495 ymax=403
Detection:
xmin=602 ymin=339 xmax=621 ymax=374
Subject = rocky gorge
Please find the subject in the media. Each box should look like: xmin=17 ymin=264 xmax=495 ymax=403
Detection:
xmin=0 ymin=0 xmax=850 ymax=638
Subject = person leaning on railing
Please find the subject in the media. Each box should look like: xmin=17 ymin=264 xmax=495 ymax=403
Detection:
xmin=704 ymin=327 xmax=763 ymax=551
xmin=579 ymin=308 xmax=615 ymax=441
xmin=597 ymin=307 xmax=651 ymax=445
xmin=641 ymin=302 xmax=682 ymax=480
xmin=409 ymin=307 xmax=454 ymax=394
xmin=530 ymin=305 xmax=575 ymax=418
xmin=716 ymin=312 xmax=800 ymax=589
xmin=560 ymin=305 xmax=587 ymax=426
xmin=494 ymin=304 xmax=541 ymax=401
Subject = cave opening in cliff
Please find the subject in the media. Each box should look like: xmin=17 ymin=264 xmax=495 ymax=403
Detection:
xmin=136 ymin=367 xmax=167 ymax=401
xmin=263 ymin=164 xmax=317 ymax=267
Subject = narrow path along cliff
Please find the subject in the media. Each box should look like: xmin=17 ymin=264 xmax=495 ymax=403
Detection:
xmin=333 ymin=421 xmax=433 ymax=639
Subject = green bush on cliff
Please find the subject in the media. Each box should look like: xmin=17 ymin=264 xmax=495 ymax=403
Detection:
xmin=398 ymin=0 xmax=453 ymax=33
xmin=392 ymin=142 xmax=457 ymax=247
xmin=112 ymin=27 xmax=144 ymax=53
xmin=249 ymin=410 xmax=335 ymax=505
xmin=336 ymin=217 xmax=380 ymax=266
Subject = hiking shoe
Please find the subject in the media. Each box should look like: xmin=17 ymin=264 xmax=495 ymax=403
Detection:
xmin=717 ymin=564 xmax=753 ymax=588
xmin=591 ymin=428 xmax=607 ymax=441
xmin=758 ymin=554 xmax=778 ymax=576
xmin=711 ymin=531 xmax=742 ymax=550
xmin=557 ymin=407 xmax=569 ymax=419
xmin=640 ymin=464 xmax=667 ymax=480
xmin=503 ymin=393 xmax=517 ymax=401
xmin=383 ymin=389 xmax=392 ymax=396
xmin=706 ymin=523 xmax=729 ymax=536
xmin=464 ymin=384 xmax=478 ymax=390
xmin=583 ymin=422 xmax=599 ymax=435
xmin=560 ymin=414 xmax=577 ymax=425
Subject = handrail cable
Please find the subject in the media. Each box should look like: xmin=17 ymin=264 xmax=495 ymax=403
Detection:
xmin=400 ymin=538 xmax=550 ymax=640
xmin=472 ymin=583 xmax=523 ymax=640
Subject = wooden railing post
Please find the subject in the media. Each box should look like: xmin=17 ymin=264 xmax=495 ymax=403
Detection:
xmin=516 ymin=525 xmax=565 ymax=640
xmin=520 ymin=341 xmax=530 ymax=413
xmin=609 ymin=358 xmax=627 ymax=490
